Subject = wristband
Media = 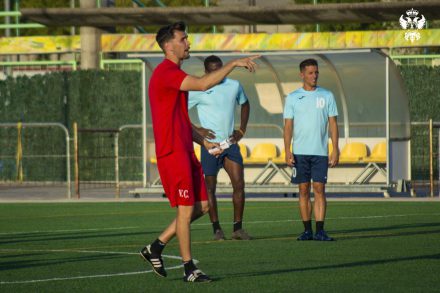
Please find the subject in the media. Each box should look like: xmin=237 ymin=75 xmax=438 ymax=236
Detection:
xmin=237 ymin=129 xmax=245 ymax=136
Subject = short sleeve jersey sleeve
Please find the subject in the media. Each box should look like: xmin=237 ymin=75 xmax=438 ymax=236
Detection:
xmin=236 ymin=83 xmax=248 ymax=105
xmin=327 ymin=92 xmax=338 ymax=117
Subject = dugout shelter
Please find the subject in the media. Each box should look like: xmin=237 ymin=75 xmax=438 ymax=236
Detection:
xmin=131 ymin=49 xmax=410 ymax=196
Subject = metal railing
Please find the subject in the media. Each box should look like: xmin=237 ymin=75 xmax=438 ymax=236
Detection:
xmin=391 ymin=54 xmax=440 ymax=67
xmin=115 ymin=124 xmax=144 ymax=198
xmin=100 ymin=58 xmax=143 ymax=71
xmin=0 ymin=122 xmax=71 ymax=199
xmin=410 ymin=120 xmax=440 ymax=197
xmin=0 ymin=60 xmax=77 ymax=80
xmin=0 ymin=11 xmax=44 ymax=36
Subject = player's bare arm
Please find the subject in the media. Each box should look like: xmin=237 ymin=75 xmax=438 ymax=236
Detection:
xmin=180 ymin=55 xmax=261 ymax=92
xmin=232 ymin=101 xmax=250 ymax=142
xmin=283 ymin=118 xmax=295 ymax=167
xmin=191 ymin=123 xmax=216 ymax=140
xmin=328 ymin=116 xmax=339 ymax=167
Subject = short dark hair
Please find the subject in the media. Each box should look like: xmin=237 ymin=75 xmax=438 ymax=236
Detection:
xmin=155 ymin=21 xmax=187 ymax=50
xmin=204 ymin=55 xmax=223 ymax=71
xmin=299 ymin=59 xmax=318 ymax=72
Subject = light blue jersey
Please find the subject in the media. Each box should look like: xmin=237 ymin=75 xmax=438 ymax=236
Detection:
xmin=189 ymin=78 xmax=248 ymax=143
xmin=283 ymin=86 xmax=338 ymax=156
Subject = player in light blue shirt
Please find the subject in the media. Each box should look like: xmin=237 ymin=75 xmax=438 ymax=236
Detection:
xmin=189 ymin=55 xmax=251 ymax=241
xmin=283 ymin=58 xmax=339 ymax=241
xmin=189 ymin=79 xmax=247 ymax=143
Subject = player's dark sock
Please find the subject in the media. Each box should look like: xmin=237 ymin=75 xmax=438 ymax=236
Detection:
xmin=150 ymin=238 xmax=166 ymax=255
xmin=303 ymin=220 xmax=312 ymax=232
xmin=212 ymin=221 xmax=221 ymax=234
xmin=183 ymin=259 xmax=197 ymax=274
xmin=316 ymin=221 xmax=324 ymax=233
xmin=233 ymin=221 xmax=242 ymax=232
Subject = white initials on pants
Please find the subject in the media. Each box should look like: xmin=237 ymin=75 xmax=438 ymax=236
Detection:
xmin=179 ymin=189 xmax=189 ymax=199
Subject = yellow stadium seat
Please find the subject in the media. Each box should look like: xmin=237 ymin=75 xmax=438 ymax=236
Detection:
xmin=247 ymin=143 xmax=292 ymax=184
xmin=239 ymin=143 xmax=249 ymax=159
xmin=272 ymin=145 xmax=294 ymax=165
xmin=339 ymin=142 xmax=368 ymax=164
xmin=149 ymin=154 xmax=159 ymax=185
xmin=244 ymin=143 xmax=278 ymax=164
xmin=272 ymin=148 xmax=286 ymax=165
xmin=328 ymin=142 xmax=333 ymax=156
xmin=194 ymin=144 xmax=201 ymax=161
xmin=352 ymin=141 xmax=387 ymax=184
xmin=363 ymin=141 xmax=386 ymax=163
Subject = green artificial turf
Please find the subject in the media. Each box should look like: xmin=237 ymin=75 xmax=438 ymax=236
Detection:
xmin=0 ymin=201 xmax=439 ymax=292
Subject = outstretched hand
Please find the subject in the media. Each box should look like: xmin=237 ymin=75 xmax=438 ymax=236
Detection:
xmin=234 ymin=55 xmax=261 ymax=72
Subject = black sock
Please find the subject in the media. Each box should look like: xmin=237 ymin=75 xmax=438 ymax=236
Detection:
xmin=303 ymin=220 xmax=312 ymax=232
xmin=316 ymin=221 xmax=324 ymax=233
xmin=150 ymin=238 xmax=166 ymax=255
xmin=212 ymin=221 xmax=221 ymax=234
xmin=183 ymin=259 xmax=197 ymax=274
xmin=233 ymin=221 xmax=242 ymax=232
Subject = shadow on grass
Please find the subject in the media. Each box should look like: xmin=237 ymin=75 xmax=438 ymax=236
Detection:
xmin=0 ymin=253 xmax=45 ymax=259
xmin=236 ymin=222 xmax=440 ymax=242
xmin=217 ymin=253 xmax=440 ymax=280
xmin=331 ymin=222 xmax=440 ymax=241
xmin=333 ymin=222 xmax=440 ymax=234
xmin=248 ymin=234 xmax=296 ymax=241
xmin=335 ymin=228 xmax=440 ymax=241
xmin=0 ymin=230 xmax=161 ymax=245
xmin=0 ymin=253 xmax=122 ymax=271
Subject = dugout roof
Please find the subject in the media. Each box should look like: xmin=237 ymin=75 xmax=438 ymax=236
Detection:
xmin=136 ymin=49 xmax=410 ymax=141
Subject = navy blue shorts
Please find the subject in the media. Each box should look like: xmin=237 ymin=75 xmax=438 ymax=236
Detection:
xmin=291 ymin=155 xmax=328 ymax=184
xmin=200 ymin=143 xmax=243 ymax=176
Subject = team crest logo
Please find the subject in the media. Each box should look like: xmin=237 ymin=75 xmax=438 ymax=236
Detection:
xmin=399 ymin=8 xmax=426 ymax=43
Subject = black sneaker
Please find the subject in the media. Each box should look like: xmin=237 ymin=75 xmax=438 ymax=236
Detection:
xmin=297 ymin=230 xmax=313 ymax=241
xmin=140 ymin=245 xmax=167 ymax=277
xmin=313 ymin=230 xmax=334 ymax=241
xmin=183 ymin=269 xmax=212 ymax=283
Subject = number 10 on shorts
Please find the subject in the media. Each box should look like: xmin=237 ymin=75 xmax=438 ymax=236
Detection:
xmin=291 ymin=166 xmax=297 ymax=178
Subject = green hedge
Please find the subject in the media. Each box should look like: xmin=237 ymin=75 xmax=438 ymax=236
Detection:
xmin=0 ymin=71 xmax=142 ymax=181
xmin=399 ymin=66 xmax=440 ymax=122
xmin=399 ymin=66 xmax=440 ymax=180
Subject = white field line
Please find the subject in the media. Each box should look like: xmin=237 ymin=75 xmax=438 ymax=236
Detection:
xmin=0 ymin=266 xmax=179 ymax=285
xmin=1 ymin=213 xmax=439 ymax=236
xmin=0 ymin=249 xmax=193 ymax=285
